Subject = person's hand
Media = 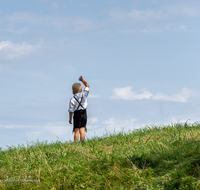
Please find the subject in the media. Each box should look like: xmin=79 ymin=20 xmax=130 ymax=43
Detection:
xmin=69 ymin=119 xmax=72 ymax=124
xmin=78 ymin=76 xmax=89 ymax=87
xmin=79 ymin=76 xmax=83 ymax=82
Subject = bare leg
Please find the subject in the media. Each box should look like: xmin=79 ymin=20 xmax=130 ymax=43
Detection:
xmin=80 ymin=127 xmax=85 ymax=142
xmin=74 ymin=128 xmax=80 ymax=142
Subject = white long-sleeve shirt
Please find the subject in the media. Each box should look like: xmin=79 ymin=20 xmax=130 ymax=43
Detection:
xmin=68 ymin=87 xmax=89 ymax=112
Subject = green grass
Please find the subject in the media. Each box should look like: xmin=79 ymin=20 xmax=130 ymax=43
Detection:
xmin=1 ymin=122 xmax=200 ymax=189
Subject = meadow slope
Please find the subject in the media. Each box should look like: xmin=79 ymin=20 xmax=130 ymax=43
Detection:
xmin=0 ymin=122 xmax=200 ymax=189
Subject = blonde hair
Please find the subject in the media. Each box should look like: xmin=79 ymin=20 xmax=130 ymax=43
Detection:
xmin=72 ymin=83 xmax=82 ymax=93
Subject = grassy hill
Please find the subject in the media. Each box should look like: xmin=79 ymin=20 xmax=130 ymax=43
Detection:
xmin=0 ymin=122 xmax=200 ymax=189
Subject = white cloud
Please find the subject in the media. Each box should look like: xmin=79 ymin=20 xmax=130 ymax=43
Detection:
xmin=164 ymin=5 xmax=200 ymax=17
xmin=107 ymin=8 xmax=168 ymax=23
xmin=170 ymin=118 xmax=196 ymax=126
xmin=104 ymin=118 xmax=137 ymax=132
xmin=111 ymin=86 xmax=195 ymax=102
xmin=24 ymin=119 xmax=99 ymax=142
xmin=4 ymin=12 xmax=93 ymax=32
xmin=87 ymin=117 xmax=98 ymax=130
xmin=107 ymin=5 xmax=200 ymax=23
xmin=110 ymin=86 xmax=152 ymax=100
xmin=1 ymin=119 xmax=98 ymax=136
xmin=152 ymin=88 xmax=194 ymax=102
xmin=88 ymin=117 xmax=98 ymax=124
xmin=37 ymin=122 xmax=71 ymax=135
xmin=89 ymin=94 xmax=101 ymax=98
xmin=105 ymin=4 xmax=200 ymax=32
xmin=0 ymin=41 xmax=40 ymax=60
xmin=44 ymin=125 xmax=70 ymax=136
xmin=0 ymin=125 xmax=17 ymax=129
xmin=166 ymin=23 xmax=194 ymax=31
xmin=0 ymin=124 xmax=28 ymax=129
xmin=19 ymin=122 xmax=71 ymax=142
xmin=2 ymin=4 xmax=199 ymax=35
xmin=0 ymin=122 xmax=71 ymax=135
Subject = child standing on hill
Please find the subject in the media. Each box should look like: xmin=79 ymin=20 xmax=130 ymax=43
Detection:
xmin=68 ymin=76 xmax=89 ymax=142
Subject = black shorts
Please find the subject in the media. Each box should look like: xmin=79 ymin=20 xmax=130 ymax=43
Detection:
xmin=73 ymin=109 xmax=87 ymax=129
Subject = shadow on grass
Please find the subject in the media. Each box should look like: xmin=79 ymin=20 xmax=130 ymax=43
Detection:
xmin=125 ymin=139 xmax=200 ymax=189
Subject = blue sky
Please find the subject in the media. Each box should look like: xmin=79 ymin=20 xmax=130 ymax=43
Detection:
xmin=0 ymin=0 xmax=200 ymax=148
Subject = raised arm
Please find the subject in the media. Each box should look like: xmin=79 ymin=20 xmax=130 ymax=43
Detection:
xmin=79 ymin=76 xmax=89 ymax=87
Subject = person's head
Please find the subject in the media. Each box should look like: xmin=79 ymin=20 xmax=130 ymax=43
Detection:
xmin=72 ymin=83 xmax=82 ymax=94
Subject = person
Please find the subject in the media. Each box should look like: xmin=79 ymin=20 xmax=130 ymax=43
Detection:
xmin=68 ymin=76 xmax=89 ymax=142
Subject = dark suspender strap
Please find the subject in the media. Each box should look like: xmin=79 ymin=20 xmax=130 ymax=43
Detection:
xmin=73 ymin=95 xmax=84 ymax=110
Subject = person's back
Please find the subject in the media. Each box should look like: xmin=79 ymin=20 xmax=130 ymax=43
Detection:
xmin=68 ymin=76 xmax=89 ymax=142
